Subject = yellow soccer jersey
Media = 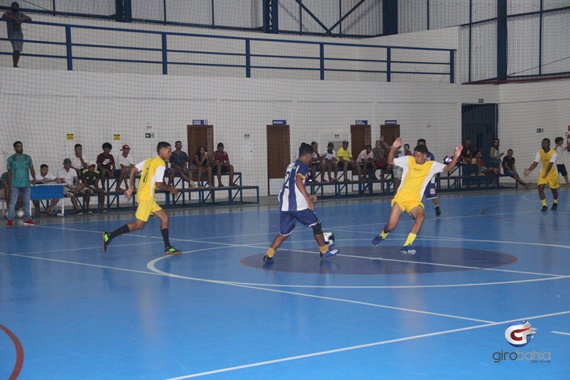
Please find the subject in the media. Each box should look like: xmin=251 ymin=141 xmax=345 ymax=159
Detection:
xmin=135 ymin=156 xmax=166 ymax=202
xmin=393 ymin=156 xmax=445 ymax=203
xmin=535 ymin=149 xmax=557 ymax=178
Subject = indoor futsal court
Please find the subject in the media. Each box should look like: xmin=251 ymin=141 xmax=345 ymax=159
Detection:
xmin=1 ymin=188 xmax=568 ymax=379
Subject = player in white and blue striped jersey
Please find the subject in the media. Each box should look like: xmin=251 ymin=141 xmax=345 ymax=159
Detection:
xmin=263 ymin=143 xmax=339 ymax=264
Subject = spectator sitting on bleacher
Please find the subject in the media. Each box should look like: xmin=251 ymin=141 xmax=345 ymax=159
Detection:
xmin=96 ymin=142 xmax=116 ymax=187
xmin=372 ymin=140 xmax=390 ymax=180
xmin=168 ymin=140 xmax=194 ymax=188
xmin=191 ymin=146 xmax=213 ymax=188
xmin=488 ymin=138 xmax=503 ymax=169
xmin=69 ymin=143 xmax=91 ymax=176
xmin=404 ymin=144 xmax=412 ymax=156
xmin=356 ymin=144 xmax=376 ymax=181
xmin=337 ymin=140 xmax=355 ymax=182
xmin=115 ymin=144 xmax=134 ymax=193
xmin=211 ymin=142 xmax=237 ymax=187
xmin=503 ymin=149 xmax=531 ymax=189
xmin=476 ymin=152 xmax=500 ymax=187
xmin=310 ymin=141 xmax=326 ymax=183
xmin=81 ymin=163 xmax=106 ymax=214
xmin=380 ymin=136 xmax=403 ymax=194
xmin=323 ymin=142 xmax=338 ymax=182
xmin=58 ymin=158 xmax=83 ymax=215
xmin=460 ymin=137 xmax=482 ymax=176
xmin=34 ymin=164 xmax=62 ymax=216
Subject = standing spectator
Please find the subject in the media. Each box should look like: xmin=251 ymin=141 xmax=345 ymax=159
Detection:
xmin=524 ymin=138 xmax=560 ymax=211
xmin=6 ymin=141 xmax=36 ymax=226
xmin=502 ymin=149 xmax=531 ymax=189
xmin=2 ymin=2 xmax=31 ymax=68
xmin=309 ymin=141 xmax=326 ymax=183
xmin=34 ymin=164 xmax=62 ymax=216
xmin=554 ymin=136 xmax=569 ymax=186
xmin=355 ymin=144 xmax=376 ymax=181
xmin=69 ymin=144 xmax=91 ymax=176
xmin=371 ymin=138 xmax=462 ymax=254
xmin=322 ymin=142 xmax=338 ymax=182
xmin=103 ymin=141 xmax=182 ymax=256
xmin=1 ymin=172 xmax=10 ymax=214
xmin=96 ymin=142 xmax=116 ymax=188
xmin=417 ymin=138 xmax=442 ymax=216
xmin=191 ymin=146 xmax=213 ymax=187
xmin=211 ymin=142 xmax=236 ymax=187
xmin=115 ymin=144 xmax=134 ymax=193
xmin=262 ymin=143 xmax=339 ymax=264
xmin=58 ymin=158 xmax=83 ymax=215
xmin=167 ymin=140 xmax=193 ymax=187
xmin=81 ymin=163 xmax=106 ymax=214
xmin=336 ymin=140 xmax=355 ymax=182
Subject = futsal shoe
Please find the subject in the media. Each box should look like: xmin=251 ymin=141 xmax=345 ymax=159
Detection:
xmin=23 ymin=219 xmax=36 ymax=226
xmin=262 ymin=254 xmax=274 ymax=264
xmin=551 ymin=203 xmax=558 ymax=211
xmin=371 ymin=235 xmax=384 ymax=246
xmin=6 ymin=220 xmax=13 ymax=227
xmin=103 ymin=232 xmax=112 ymax=252
xmin=320 ymin=248 xmax=339 ymax=259
xmin=400 ymin=245 xmax=416 ymax=255
xmin=435 ymin=206 xmax=441 ymax=216
xmin=165 ymin=246 xmax=182 ymax=256
xmin=541 ymin=205 xmax=548 ymax=212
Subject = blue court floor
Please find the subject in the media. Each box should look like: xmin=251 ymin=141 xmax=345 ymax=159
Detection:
xmin=1 ymin=188 xmax=569 ymax=379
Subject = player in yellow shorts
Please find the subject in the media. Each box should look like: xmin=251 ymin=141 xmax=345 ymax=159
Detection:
xmin=103 ymin=141 xmax=182 ymax=255
xmin=371 ymin=137 xmax=462 ymax=254
xmin=524 ymin=138 xmax=560 ymax=212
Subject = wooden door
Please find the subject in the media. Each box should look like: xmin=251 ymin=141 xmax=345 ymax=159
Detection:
xmin=187 ymin=125 xmax=214 ymax=160
xmin=350 ymin=124 xmax=371 ymax=156
xmin=266 ymin=124 xmax=290 ymax=195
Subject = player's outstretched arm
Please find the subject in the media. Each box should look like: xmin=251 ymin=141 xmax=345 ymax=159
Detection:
xmin=443 ymin=144 xmax=463 ymax=172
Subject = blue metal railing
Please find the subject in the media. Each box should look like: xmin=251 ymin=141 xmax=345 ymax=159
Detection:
xmin=0 ymin=19 xmax=455 ymax=82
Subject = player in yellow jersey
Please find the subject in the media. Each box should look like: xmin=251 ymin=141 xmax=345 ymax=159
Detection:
xmin=103 ymin=141 xmax=182 ymax=255
xmin=524 ymin=138 xmax=559 ymax=211
xmin=371 ymin=137 xmax=462 ymax=254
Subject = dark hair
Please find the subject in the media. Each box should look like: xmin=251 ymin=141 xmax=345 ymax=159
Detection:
xmin=102 ymin=142 xmax=112 ymax=150
xmin=507 ymin=149 xmax=513 ymax=153
xmin=413 ymin=145 xmax=428 ymax=154
xmin=74 ymin=143 xmax=82 ymax=149
xmin=417 ymin=138 xmax=426 ymax=145
xmin=194 ymin=146 xmax=206 ymax=157
xmin=311 ymin=141 xmax=318 ymax=146
xmin=156 ymin=141 xmax=171 ymax=152
xmin=13 ymin=141 xmax=22 ymax=148
xmin=542 ymin=138 xmax=550 ymax=143
xmin=40 ymin=164 xmax=48 ymax=169
xmin=217 ymin=142 xmax=224 ymax=148
xmin=404 ymin=144 xmax=410 ymax=149
xmin=175 ymin=140 xmax=182 ymax=145
xmin=327 ymin=142 xmax=334 ymax=147
xmin=63 ymin=158 xmax=71 ymax=164
xmin=299 ymin=143 xmax=313 ymax=157
xmin=555 ymin=137 xmax=564 ymax=144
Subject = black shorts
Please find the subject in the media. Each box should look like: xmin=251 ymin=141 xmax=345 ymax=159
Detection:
xmin=557 ymin=164 xmax=568 ymax=177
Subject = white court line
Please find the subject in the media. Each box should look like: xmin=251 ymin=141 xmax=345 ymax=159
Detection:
xmin=552 ymin=331 xmax=570 ymax=336
xmin=166 ymin=309 xmax=570 ymax=379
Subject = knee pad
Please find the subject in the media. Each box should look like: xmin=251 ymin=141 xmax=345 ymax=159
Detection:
xmin=311 ymin=222 xmax=323 ymax=236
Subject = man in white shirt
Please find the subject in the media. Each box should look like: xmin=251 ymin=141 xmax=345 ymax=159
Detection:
xmin=68 ymin=143 xmax=91 ymax=176
xmin=34 ymin=163 xmax=61 ymax=215
xmin=554 ymin=136 xmax=569 ymax=186
xmin=115 ymin=144 xmax=135 ymax=192
xmin=58 ymin=158 xmax=83 ymax=214
xmin=355 ymin=144 xmax=376 ymax=181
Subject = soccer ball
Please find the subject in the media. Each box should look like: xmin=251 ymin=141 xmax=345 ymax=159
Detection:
xmin=323 ymin=231 xmax=335 ymax=246
xmin=16 ymin=209 xmax=24 ymax=218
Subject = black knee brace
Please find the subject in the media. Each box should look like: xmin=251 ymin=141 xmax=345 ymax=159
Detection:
xmin=311 ymin=222 xmax=323 ymax=236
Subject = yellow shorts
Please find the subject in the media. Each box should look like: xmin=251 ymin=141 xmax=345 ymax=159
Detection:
xmin=537 ymin=175 xmax=560 ymax=189
xmin=135 ymin=199 xmax=162 ymax=222
xmin=391 ymin=197 xmax=424 ymax=214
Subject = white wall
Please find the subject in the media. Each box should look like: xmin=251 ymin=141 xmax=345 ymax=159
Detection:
xmin=0 ymin=67 xmax=497 ymax=195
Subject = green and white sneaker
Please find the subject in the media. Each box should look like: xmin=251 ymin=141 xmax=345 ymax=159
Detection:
xmin=103 ymin=232 xmax=112 ymax=252
xmin=165 ymin=246 xmax=182 ymax=256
